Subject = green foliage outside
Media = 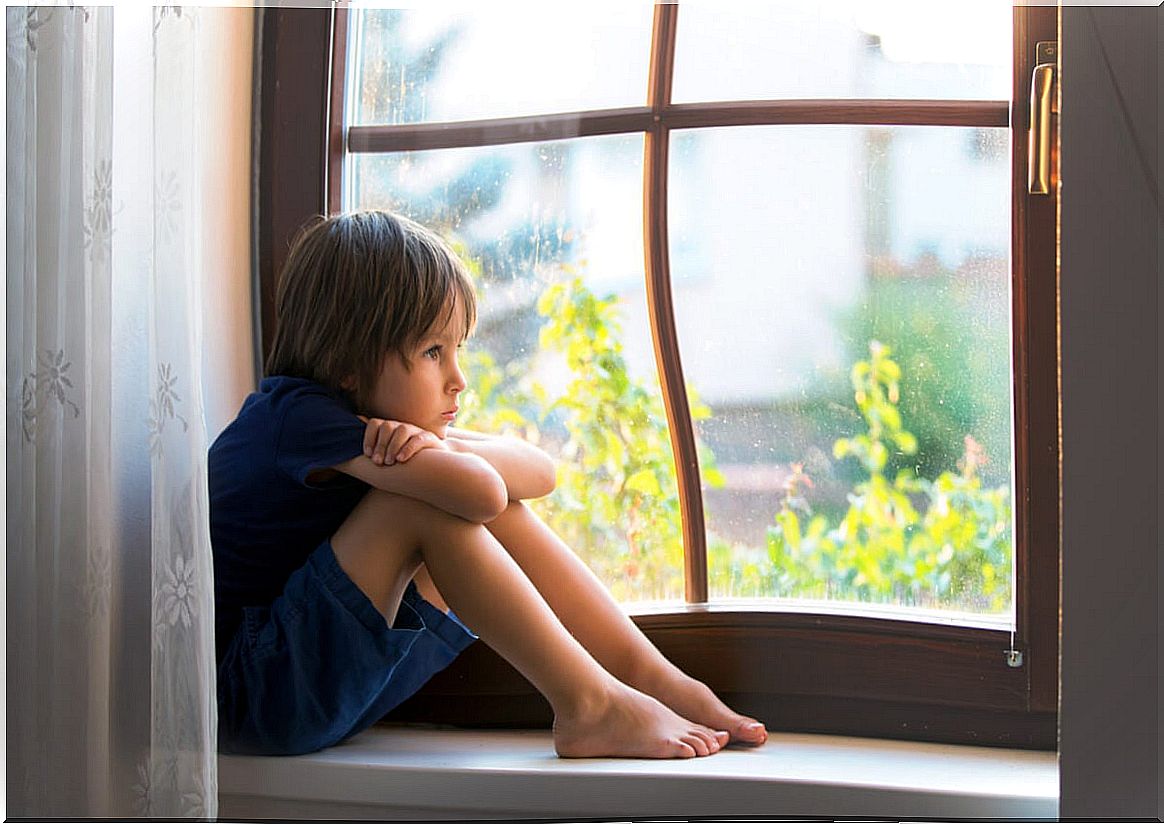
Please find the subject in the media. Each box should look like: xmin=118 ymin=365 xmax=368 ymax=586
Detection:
xmin=831 ymin=274 xmax=1012 ymax=490
xmin=763 ymin=341 xmax=1012 ymax=612
xmin=460 ymin=262 xmax=1011 ymax=612
xmin=459 ymin=267 xmax=724 ymax=602
xmin=529 ymin=275 xmax=717 ymax=601
xmin=357 ymin=10 xmax=1013 ymax=611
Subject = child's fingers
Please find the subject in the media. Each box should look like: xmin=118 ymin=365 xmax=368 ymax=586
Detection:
xmin=395 ymin=432 xmax=439 ymax=462
xmin=382 ymin=424 xmax=415 ymax=465
xmin=370 ymin=421 xmax=399 ymax=465
xmin=394 ymin=436 xmax=418 ymax=463
xmin=362 ymin=417 xmax=385 ymax=457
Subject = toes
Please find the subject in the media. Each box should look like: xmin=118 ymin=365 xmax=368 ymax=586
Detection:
xmin=673 ymin=740 xmax=697 ymax=758
xmin=734 ymin=719 xmax=767 ymax=744
xmin=693 ymin=725 xmax=727 ymax=751
xmin=681 ymin=733 xmax=710 ymax=757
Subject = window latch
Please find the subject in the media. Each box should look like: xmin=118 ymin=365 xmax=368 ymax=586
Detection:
xmin=1028 ymin=40 xmax=1057 ymax=195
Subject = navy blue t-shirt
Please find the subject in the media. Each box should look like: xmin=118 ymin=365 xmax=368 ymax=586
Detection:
xmin=209 ymin=376 xmax=370 ymax=664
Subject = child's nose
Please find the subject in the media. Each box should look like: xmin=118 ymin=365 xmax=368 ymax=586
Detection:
xmin=448 ymin=363 xmax=466 ymax=393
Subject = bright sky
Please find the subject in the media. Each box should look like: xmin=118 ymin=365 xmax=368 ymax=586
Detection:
xmin=852 ymin=0 xmax=1013 ymax=65
xmin=354 ymin=1 xmax=1014 ymax=69
xmin=357 ymin=2 xmax=1012 ymax=124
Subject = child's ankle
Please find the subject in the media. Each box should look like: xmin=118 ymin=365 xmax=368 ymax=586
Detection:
xmin=628 ymin=660 xmax=689 ymax=699
xmin=551 ymin=675 xmax=619 ymax=722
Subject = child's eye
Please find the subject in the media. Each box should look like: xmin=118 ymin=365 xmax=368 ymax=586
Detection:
xmin=423 ymin=346 xmax=441 ymax=360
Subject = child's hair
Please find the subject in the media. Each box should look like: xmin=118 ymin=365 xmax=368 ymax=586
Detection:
xmin=265 ymin=210 xmax=477 ymax=410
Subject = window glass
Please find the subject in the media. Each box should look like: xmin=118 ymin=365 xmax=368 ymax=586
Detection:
xmin=665 ymin=125 xmax=1014 ymax=618
xmin=352 ymin=136 xmax=687 ymax=605
xmin=344 ymin=8 xmax=1018 ymax=620
xmin=349 ymin=6 xmax=653 ymax=126
xmin=672 ymin=1 xmax=1011 ymax=103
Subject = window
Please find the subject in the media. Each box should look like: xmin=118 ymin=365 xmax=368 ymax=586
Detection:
xmin=256 ymin=3 xmax=1059 ymax=747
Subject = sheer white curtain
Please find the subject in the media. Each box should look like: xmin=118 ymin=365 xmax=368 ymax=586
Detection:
xmin=7 ymin=6 xmax=252 ymax=817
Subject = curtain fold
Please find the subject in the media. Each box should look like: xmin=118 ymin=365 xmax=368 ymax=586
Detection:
xmin=7 ymin=6 xmax=229 ymax=817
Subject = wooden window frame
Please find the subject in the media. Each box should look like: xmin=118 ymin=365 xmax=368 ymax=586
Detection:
xmin=254 ymin=5 xmax=1059 ymax=749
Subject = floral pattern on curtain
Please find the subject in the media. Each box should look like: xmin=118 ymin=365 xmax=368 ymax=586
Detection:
xmin=7 ymin=6 xmax=218 ymax=817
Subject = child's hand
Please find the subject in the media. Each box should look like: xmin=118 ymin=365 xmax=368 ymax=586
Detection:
xmin=358 ymin=416 xmax=447 ymax=466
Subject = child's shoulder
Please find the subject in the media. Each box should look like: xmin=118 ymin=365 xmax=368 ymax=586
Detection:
xmin=219 ymin=376 xmax=354 ymax=441
xmin=257 ymin=374 xmax=343 ymax=403
xmin=210 ymin=375 xmax=362 ymax=473
xmin=250 ymin=374 xmax=351 ymax=410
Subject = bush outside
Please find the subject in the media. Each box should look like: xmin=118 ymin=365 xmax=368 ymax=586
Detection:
xmin=461 ymin=269 xmax=1011 ymax=612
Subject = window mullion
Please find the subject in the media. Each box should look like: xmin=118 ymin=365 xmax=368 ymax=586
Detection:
xmin=661 ymin=98 xmax=1009 ymax=129
xmin=347 ymin=108 xmax=653 ymax=153
xmin=643 ymin=4 xmax=709 ymax=604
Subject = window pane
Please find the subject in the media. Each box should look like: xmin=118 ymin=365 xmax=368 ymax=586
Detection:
xmin=348 ymin=7 xmax=653 ymax=126
xmin=662 ymin=125 xmax=1013 ymax=618
xmin=351 ymin=136 xmax=687 ymax=606
xmin=673 ymin=1 xmax=1011 ymax=102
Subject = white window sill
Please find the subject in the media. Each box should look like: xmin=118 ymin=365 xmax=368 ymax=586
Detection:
xmin=218 ymin=725 xmax=1058 ymax=820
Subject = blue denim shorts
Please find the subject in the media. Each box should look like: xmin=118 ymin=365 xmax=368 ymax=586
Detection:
xmin=217 ymin=540 xmax=477 ymax=756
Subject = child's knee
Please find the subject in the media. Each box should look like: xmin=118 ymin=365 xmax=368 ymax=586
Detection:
xmin=485 ymin=499 xmax=542 ymax=537
xmin=495 ymin=499 xmax=528 ymax=519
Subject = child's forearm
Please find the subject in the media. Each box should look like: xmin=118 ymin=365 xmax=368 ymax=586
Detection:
xmin=445 ymin=428 xmax=556 ymax=501
xmin=334 ymin=449 xmax=509 ymax=523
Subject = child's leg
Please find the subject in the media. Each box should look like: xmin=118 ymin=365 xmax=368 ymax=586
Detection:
xmin=480 ymin=501 xmax=767 ymax=746
xmin=330 ymin=488 xmax=729 ymax=758
xmin=411 ymin=564 xmax=448 ymax=612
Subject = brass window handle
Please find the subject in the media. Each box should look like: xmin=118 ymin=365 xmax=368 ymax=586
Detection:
xmin=1028 ymin=42 xmax=1057 ymax=195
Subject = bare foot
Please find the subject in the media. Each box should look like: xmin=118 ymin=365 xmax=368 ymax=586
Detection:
xmin=652 ymin=674 xmax=768 ymax=746
xmin=553 ymin=682 xmax=730 ymax=759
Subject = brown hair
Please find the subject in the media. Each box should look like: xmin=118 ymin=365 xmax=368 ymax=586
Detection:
xmin=265 ymin=210 xmax=477 ymax=411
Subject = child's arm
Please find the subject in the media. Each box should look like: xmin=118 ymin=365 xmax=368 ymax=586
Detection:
xmin=444 ymin=427 xmax=557 ymax=501
xmin=333 ymin=420 xmax=508 ymax=523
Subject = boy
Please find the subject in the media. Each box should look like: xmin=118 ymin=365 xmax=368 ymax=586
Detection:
xmin=210 ymin=210 xmax=767 ymax=757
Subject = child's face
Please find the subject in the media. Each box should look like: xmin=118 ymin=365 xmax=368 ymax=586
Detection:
xmin=364 ymin=305 xmax=467 ymax=437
